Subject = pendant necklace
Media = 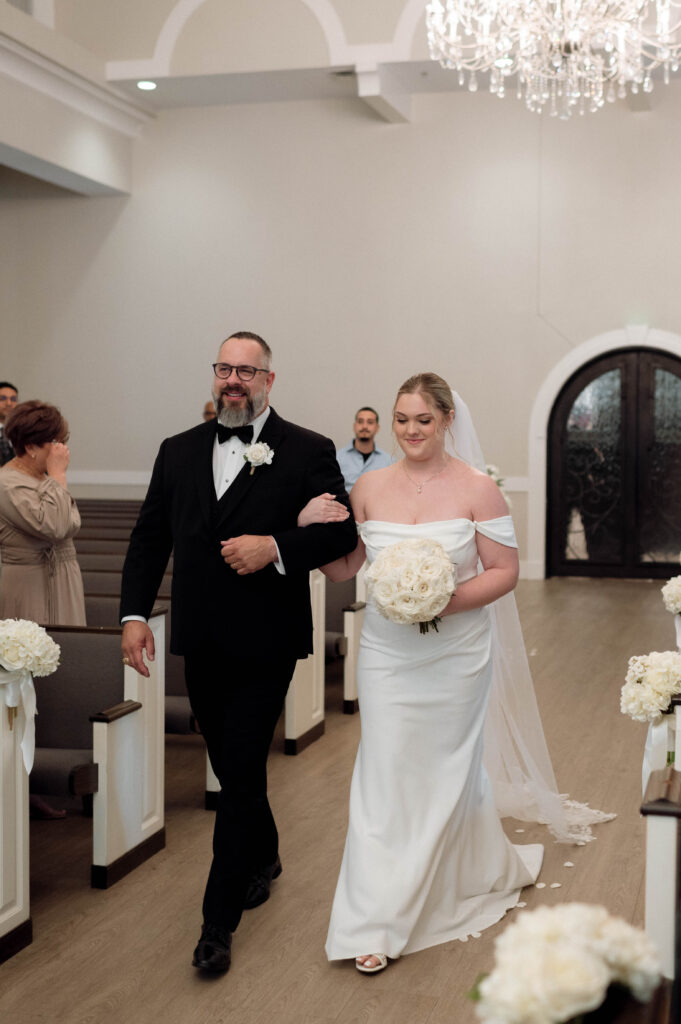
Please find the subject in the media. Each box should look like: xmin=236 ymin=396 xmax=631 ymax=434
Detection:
xmin=402 ymin=456 xmax=449 ymax=494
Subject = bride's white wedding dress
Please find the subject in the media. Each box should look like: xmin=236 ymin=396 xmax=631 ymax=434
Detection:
xmin=325 ymin=516 xmax=544 ymax=961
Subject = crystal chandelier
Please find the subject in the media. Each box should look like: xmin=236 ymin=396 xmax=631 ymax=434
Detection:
xmin=426 ymin=0 xmax=681 ymax=117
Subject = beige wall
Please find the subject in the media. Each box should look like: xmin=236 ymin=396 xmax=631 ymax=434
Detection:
xmin=3 ymin=84 xmax=681 ymax=551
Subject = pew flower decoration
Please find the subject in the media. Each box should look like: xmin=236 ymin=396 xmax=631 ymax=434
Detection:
xmin=365 ymin=537 xmax=456 ymax=635
xmin=661 ymin=575 xmax=681 ymax=615
xmin=486 ymin=464 xmax=512 ymax=509
xmin=0 ymin=619 xmax=61 ymax=773
xmin=472 ymin=903 xmax=661 ymax=1024
xmin=620 ymin=651 xmax=681 ymax=723
xmin=243 ymin=441 xmax=274 ymax=476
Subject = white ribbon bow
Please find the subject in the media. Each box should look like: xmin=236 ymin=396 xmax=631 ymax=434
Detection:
xmin=0 ymin=661 xmax=37 ymax=774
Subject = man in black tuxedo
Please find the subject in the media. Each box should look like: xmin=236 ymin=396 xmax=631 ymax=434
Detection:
xmin=120 ymin=331 xmax=356 ymax=974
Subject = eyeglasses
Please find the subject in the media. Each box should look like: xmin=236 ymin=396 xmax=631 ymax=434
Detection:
xmin=212 ymin=363 xmax=269 ymax=382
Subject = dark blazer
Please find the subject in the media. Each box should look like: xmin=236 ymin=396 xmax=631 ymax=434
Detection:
xmin=120 ymin=407 xmax=357 ymax=658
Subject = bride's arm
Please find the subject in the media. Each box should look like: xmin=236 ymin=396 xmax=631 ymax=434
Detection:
xmin=318 ymin=474 xmax=371 ymax=581
xmin=442 ymin=471 xmax=518 ymax=615
xmin=441 ymin=537 xmax=518 ymax=614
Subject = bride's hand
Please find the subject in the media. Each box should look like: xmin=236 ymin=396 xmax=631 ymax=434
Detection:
xmin=298 ymin=493 xmax=350 ymax=527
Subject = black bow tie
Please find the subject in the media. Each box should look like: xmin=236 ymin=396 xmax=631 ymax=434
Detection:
xmin=216 ymin=423 xmax=254 ymax=445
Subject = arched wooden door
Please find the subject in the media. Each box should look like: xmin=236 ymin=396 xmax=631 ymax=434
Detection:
xmin=547 ymin=348 xmax=681 ymax=578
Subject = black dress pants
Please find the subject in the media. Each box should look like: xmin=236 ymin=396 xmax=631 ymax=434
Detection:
xmin=184 ymin=649 xmax=298 ymax=932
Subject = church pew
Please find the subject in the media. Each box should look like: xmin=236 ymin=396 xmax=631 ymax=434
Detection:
xmin=74 ymin=538 xmax=130 ymax=553
xmin=37 ymin=613 xmax=166 ymax=888
xmin=76 ymin=552 xmax=127 ymax=572
xmin=77 ymin=526 xmax=133 ymax=541
xmin=81 ymin=594 xmax=193 ymax=735
xmin=77 ymin=500 xmax=142 ymax=514
xmin=324 ymin=565 xmax=367 ymax=715
xmin=82 ymin=570 xmax=171 ymax=599
xmin=77 ymin=552 xmax=172 ymax=573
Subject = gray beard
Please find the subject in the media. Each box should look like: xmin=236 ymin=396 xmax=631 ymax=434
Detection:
xmin=215 ymin=388 xmax=267 ymax=427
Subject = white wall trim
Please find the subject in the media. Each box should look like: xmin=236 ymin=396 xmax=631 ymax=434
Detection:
xmin=0 ymin=33 xmax=152 ymax=137
xmin=106 ymin=0 xmax=428 ymax=83
xmin=526 ymin=325 xmax=681 ymax=579
xmin=393 ymin=0 xmax=428 ymax=59
xmin=107 ymin=0 xmax=349 ymax=80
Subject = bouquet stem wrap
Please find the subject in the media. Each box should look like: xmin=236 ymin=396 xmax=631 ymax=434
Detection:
xmin=0 ymin=661 xmax=37 ymax=773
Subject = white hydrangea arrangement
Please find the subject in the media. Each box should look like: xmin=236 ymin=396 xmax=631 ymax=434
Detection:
xmin=365 ymin=537 xmax=456 ymax=634
xmin=474 ymin=903 xmax=661 ymax=1024
xmin=661 ymin=575 xmax=681 ymax=616
xmin=620 ymin=650 xmax=681 ymax=723
xmin=0 ymin=618 xmax=61 ymax=676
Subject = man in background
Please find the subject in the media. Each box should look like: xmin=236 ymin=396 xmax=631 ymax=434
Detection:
xmin=203 ymin=400 xmax=216 ymax=422
xmin=0 ymin=382 xmax=18 ymax=465
xmin=336 ymin=406 xmax=392 ymax=491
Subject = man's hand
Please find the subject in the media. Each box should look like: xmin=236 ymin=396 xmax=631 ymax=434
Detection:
xmin=220 ymin=535 xmax=277 ymax=575
xmin=121 ymin=620 xmax=155 ymax=678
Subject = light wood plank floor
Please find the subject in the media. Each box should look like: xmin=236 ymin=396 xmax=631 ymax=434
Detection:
xmin=0 ymin=578 xmax=673 ymax=1024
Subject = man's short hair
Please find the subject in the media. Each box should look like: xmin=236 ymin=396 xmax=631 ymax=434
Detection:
xmin=355 ymin=406 xmax=379 ymax=423
xmin=224 ymin=331 xmax=272 ymax=369
xmin=0 ymin=382 xmax=18 ymax=393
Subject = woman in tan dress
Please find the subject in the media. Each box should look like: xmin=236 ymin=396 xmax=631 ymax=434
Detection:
xmin=0 ymin=400 xmax=85 ymax=626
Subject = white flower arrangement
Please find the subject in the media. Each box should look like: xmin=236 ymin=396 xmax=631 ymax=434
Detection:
xmin=365 ymin=537 xmax=456 ymax=634
xmin=661 ymin=575 xmax=681 ymax=615
xmin=0 ymin=618 xmax=61 ymax=676
xmin=486 ymin=464 xmax=512 ymax=509
xmin=473 ymin=903 xmax=661 ymax=1024
xmin=620 ymin=650 xmax=681 ymax=723
xmin=0 ymin=619 xmax=60 ymax=774
xmin=243 ymin=441 xmax=274 ymax=475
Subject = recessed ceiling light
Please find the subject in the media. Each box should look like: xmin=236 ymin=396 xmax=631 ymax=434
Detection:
xmin=137 ymin=80 xmax=157 ymax=91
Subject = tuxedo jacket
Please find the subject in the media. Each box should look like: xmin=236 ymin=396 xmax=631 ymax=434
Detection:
xmin=120 ymin=408 xmax=357 ymax=659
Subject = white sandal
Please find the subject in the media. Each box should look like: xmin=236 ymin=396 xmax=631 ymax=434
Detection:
xmin=355 ymin=954 xmax=388 ymax=974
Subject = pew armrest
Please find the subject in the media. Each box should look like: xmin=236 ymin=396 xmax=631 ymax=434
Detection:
xmin=90 ymin=700 xmax=142 ymax=724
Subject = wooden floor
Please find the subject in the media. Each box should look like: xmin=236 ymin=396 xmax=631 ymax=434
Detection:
xmin=0 ymin=578 xmax=674 ymax=1024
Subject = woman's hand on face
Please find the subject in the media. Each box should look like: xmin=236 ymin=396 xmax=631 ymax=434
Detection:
xmin=45 ymin=442 xmax=70 ymax=477
xmin=298 ymin=492 xmax=350 ymax=527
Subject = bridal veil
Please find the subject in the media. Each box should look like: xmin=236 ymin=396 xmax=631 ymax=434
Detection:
xmin=449 ymin=390 xmax=614 ymax=843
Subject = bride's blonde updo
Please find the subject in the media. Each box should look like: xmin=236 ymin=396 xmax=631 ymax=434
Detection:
xmin=394 ymin=373 xmax=455 ymax=424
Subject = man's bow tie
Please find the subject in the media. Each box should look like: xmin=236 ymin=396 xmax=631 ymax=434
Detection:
xmin=216 ymin=423 xmax=254 ymax=445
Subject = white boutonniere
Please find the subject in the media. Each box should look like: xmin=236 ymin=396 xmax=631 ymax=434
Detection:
xmin=243 ymin=441 xmax=274 ymax=475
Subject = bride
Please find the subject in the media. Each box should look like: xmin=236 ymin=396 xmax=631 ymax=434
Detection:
xmin=300 ymin=372 xmax=612 ymax=974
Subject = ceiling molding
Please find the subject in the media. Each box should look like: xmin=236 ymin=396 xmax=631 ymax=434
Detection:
xmin=0 ymin=32 xmax=153 ymax=137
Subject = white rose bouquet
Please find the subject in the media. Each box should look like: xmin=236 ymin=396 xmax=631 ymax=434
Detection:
xmin=620 ymin=650 xmax=681 ymax=723
xmin=473 ymin=903 xmax=661 ymax=1024
xmin=243 ymin=441 xmax=274 ymax=475
xmin=0 ymin=618 xmax=61 ymax=773
xmin=365 ymin=537 xmax=456 ymax=634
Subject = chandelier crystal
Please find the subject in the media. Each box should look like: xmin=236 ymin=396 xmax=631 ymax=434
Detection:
xmin=426 ymin=0 xmax=681 ymax=117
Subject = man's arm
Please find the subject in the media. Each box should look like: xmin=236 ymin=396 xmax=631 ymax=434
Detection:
xmin=120 ymin=439 xmax=174 ymax=622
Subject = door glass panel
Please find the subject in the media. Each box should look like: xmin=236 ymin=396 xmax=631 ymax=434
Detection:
xmin=562 ymin=370 xmax=623 ymax=563
xmin=639 ymin=369 xmax=681 ymax=563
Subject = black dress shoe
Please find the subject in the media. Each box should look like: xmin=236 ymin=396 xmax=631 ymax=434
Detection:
xmin=243 ymin=856 xmax=282 ymax=910
xmin=192 ymin=923 xmax=232 ymax=973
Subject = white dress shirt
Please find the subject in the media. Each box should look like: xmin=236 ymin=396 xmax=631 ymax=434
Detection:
xmin=212 ymin=405 xmax=270 ymax=499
